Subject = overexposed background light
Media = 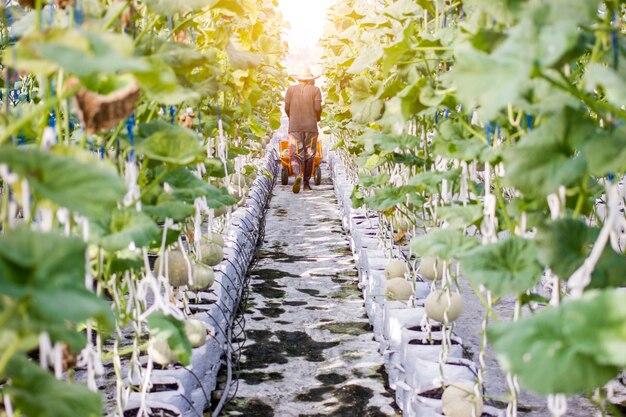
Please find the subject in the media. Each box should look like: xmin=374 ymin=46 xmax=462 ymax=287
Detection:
xmin=277 ymin=0 xmax=332 ymax=75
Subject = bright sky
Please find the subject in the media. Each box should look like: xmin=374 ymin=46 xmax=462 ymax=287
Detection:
xmin=277 ymin=0 xmax=332 ymax=73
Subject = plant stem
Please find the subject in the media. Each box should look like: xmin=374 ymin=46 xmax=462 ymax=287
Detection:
xmin=572 ymin=176 xmax=589 ymax=219
xmin=35 ymin=0 xmax=42 ymax=31
xmin=132 ymin=167 xmax=171 ymax=206
xmin=55 ymin=70 xmax=64 ymax=143
xmin=540 ymin=72 xmax=626 ymax=121
xmin=101 ymin=341 xmax=149 ymax=363
xmin=103 ymin=0 xmax=130 ymax=29
xmin=172 ymin=10 xmax=209 ymax=33
xmin=494 ymin=175 xmax=515 ymax=234
xmin=145 ymin=102 xmax=158 ymax=122
xmin=134 ymin=15 xmax=160 ymax=46
xmin=0 ymin=337 xmax=20 ymax=375
xmin=105 ymin=122 xmax=125 ymax=150
xmin=458 ymin=117 xmax=488 ymax=144
xmin=466 ymin=279 xmax=500 ymax=322
xmin=0 ymin=298 xmax=20 ymax=329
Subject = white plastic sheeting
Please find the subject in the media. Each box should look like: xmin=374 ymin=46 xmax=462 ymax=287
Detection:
xmin=118 ymin=148 xmax=278 ymax=417
xmin=328 ymin=151 xmax=503 ymax=417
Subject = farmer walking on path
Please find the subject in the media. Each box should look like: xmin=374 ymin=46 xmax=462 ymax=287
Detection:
xmin=284 ymin=67 xmax=322 ymax=193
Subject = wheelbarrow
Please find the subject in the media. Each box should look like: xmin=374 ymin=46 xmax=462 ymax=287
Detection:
xmin=279 ymin=135 xmax=322 ymax=186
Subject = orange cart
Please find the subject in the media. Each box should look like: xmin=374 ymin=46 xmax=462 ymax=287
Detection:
xmin=279 ymin=135 xmax=322 ymax=186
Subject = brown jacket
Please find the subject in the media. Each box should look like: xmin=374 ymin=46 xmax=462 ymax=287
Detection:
xmin=284 ymin=83 xmax=322 ymax=132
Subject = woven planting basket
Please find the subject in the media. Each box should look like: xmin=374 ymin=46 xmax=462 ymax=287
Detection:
xmin=67 ymin=76 xmax=140 ymax=133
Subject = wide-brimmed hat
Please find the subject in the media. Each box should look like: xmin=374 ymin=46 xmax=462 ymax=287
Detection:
xmin=291 ymin=66 xmax=320 ymax=81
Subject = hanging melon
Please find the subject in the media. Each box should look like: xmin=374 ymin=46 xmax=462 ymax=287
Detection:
xmin=198 ymin=238 xmax=224 ymax=266
xmin=148 ymin=337 xmax=177 ymax=367
xmin=441 ymin=382 xmax=483 ymax=417
xmin=213 ymin=205 xmax=230 ymax=218
xmin=384 ymin=259 xmax=408 ymax=279
xmin=154 ymin=250 xmax=191 ymax=288
xmin=420 ymin=256 xmax=444 ymax=281
xmin=207 ymin=233 xmax=225 ymax=247
xmin=425 ymin=289 xmax=463 ymax=323
xmin=188 ymin=264 xmax=214 ymax=291
xmin=184 ymin=319 xmax=208 ymax=348
xmin=385 ymin=278 xmax=414 ymax=301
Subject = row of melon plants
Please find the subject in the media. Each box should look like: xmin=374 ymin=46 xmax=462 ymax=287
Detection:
xmin=321 ymin=0 xmax=626 ymax=415
xmin=0 ymin=0 xmax=286 ymax=416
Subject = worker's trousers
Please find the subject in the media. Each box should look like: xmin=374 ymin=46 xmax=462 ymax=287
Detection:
xmin=288 ymin=131 xmax=318 ymax=183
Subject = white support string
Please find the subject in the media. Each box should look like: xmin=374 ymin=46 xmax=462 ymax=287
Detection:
xmin=123 ymin=161 xmax=141 ymax=210
xmin=568 ymin=182 xmax=621 ymax=298
xmin=4 ymin=394 xmax=14 ymax=417
xmin=113 ymin=338 xmax=127 ymax=417
xmin=20 ymin=178 xmax=31 ymax=223
xmin=547 ymin=394 xmax=568 ymax=417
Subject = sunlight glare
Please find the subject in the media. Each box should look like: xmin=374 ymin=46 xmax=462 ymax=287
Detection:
xmin=277 ymin=0 xmax=332 ymax=73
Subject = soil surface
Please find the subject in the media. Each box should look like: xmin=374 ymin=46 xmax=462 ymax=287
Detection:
xmin=219 ymin=161 xmax=400 ymax=417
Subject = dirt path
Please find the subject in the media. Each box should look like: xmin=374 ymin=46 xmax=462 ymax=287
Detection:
xmin=220 ymin=161 xmax=399 ymax=417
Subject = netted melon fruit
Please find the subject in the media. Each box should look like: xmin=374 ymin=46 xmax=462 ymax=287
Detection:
xmin=198 ymin=239 xmax=224 ymax=266
xmin=425 ymin=289 xmax=463 ymax=323
xmin=155 ymin=250 xmax=191 ymax=287
xmin=213 ymin=205 xmax=230 ymax=217
xmin=420 ymin=256 xmax=444 ymax=281
xmin=188 ymin=263 xmax=214 ymax=291
xmin=206 ymin=233 xmax=225 ymax=247
xmin=184 ymin=319 xmax=207 ymax=348
xmin=148 ymin=337 xmax=177 ymax=366
xmin=228 ymin=184 xmax=249 ymax=201
xmin=385 ymin=278 xmax=414 ymax=301
xmin=384 ymin=259 xmax=408 ymax=279
xmin=228 ymin=172 xmax=252 ymax=187
xmin=442 ymin=381 xmax=483 ymax=417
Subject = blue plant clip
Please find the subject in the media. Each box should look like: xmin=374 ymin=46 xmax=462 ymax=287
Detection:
xmin=74 ymin=0 xmax=84 ymax=27
xmin=525 ymin=114 xmax=533 ymax=131
xmin=612 ymin=12 xmax=619 ymax=70
xmin=126 ymin=113 xmax=136 ymax=162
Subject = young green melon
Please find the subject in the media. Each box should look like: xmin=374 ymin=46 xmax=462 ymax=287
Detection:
xmin=441 ymin=381 xmax=483 ymax=417
xmin=213 ymin=205 xmax=230 ymax=218
xmin=207 ymin=233 xmax=225 ymax=247
xmin=249 ymin=141 xmax=264 ymax=153
xmin=188 ymin=263 xmax=215 ymax=291
xmin=385 ymin=278 xmax=414 ymax=301
xmin=393 ymin=216 xmax=411 ymax=232
xmin=384 ymin=259 xmax=408 ymax=279
xmin=425 ymin=289 xmax=463 ymax=323
xmin=148 ymin=337 xmax=177 ymax=366
xmin=198 ymin=239 xmax=224 ymax=266
xmin=228 ymin=172 xmax=250 ymax=187
xmin=155 ymin=250 xmax=190 ymax=287
xmin=184 ymin=319 xmax=207 ymax=348
xmin=228 ymin=184 xmax=249 ymax=201
xmin=420 ymin=256 xmax=444 ymax=281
